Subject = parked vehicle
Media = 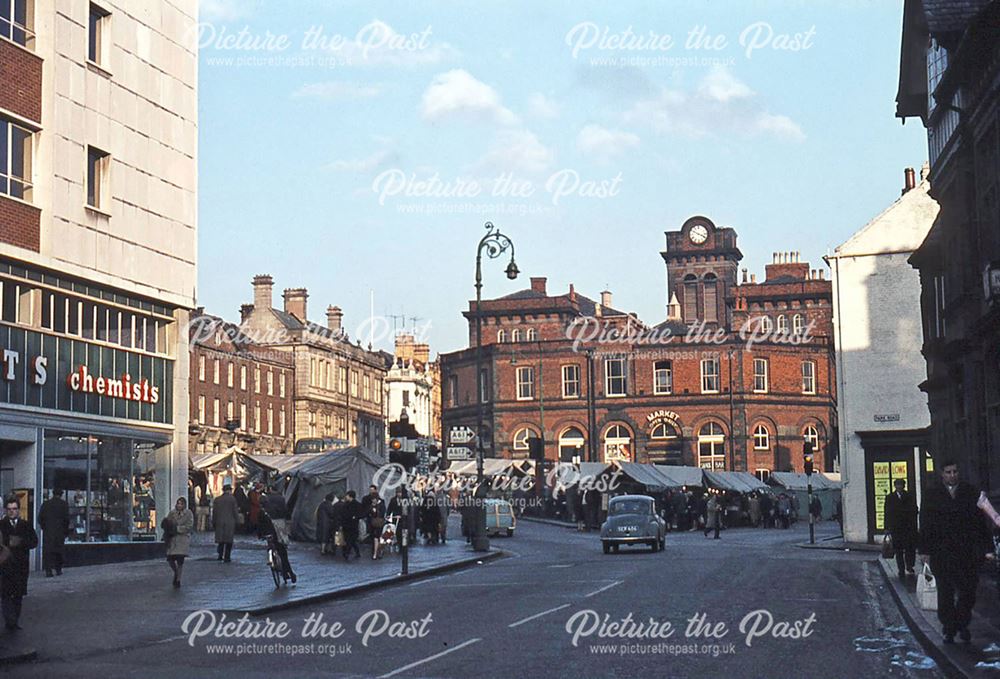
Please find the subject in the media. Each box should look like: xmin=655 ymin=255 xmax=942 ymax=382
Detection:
xmin=485 ymin=498 xmax=516 ymax=537
xmin=600 ymin=495 xmax=666 ymax=553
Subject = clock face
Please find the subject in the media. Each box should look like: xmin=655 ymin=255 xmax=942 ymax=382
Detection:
xmin=689 ymin=224 xmax=709 ymax=244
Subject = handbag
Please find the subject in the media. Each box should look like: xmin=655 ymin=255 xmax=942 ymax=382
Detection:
xmin=161 ymin=516 xmax=177 ymax=542
xmin=916 ymin=563 xmax=937 ymax=611
xmin=334 ymin=529 xmax=345 ymax=547
xmin=881 ymin=534 xmax=895 ymax=559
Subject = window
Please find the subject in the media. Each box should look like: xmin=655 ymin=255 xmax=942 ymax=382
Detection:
xmin=280 ymin=407 xmax=286 ymax=437
xmin=198 ymin=354 xmax=205 ymax=381
xmin=339 ymin=366 xmax=347 ymax=393
xmin=700 ymin=357 xmax=719 ymax=393
xmin=86 ymin=146 xmax=110 ymax=210
xmin=308 ymin=411 xmax=316 ymax=438
xmin=703 ymin=274 xmax=718 ymax=323
xmin=448 ymin=374 xmax=458 ymax=407
xmin=516 ymin=366 xmax=534 ymax=400
xmin=363 ymin=374 xmax=371 ymax=401
xmin=558 ymin=427 xmax=585 ymax=462
xmin=213 ymin=359 xmax=220 ymax=384
xmin=603 ymin=424 xmax=631 ymax=463
xmin=697 ymin=422 xmax=725 ymax=470
xmin=776 ymin=315 xmax=787 ymax=334
xmin=683 ymin=275 xmax=698 ymax=321
xmin=526 ymin=328 xmax=537 ymax=341
xmin=803 ymin=426 xmax=820 ymax=453
xmin=227 ymin=362 xmax=234 ymax=388
xmin=760 ymin=316 xmax=773 ymax=333
xmin=512 ymin=329 xmax=522 ymax=343
xmin=512 ymin=427 xmax=535 ymax=451
xmin=802 ymin=361 xmax=816 ymax=394
xmin=753 ymin=358 xmax=768 ymax=393
xmin=0 ymin=0 xmax=33 ymax=47
xmin=653 ymin=360 xmax=672 ymax=395
xmin=310 ymin=357 xmax=317 ymax=386
xmin=267 ymin=406 xmax=273 ymax=435
xmin=197 ymin=396 xmax=205 ymax=424
xmin=88 ymin=3 xmax=110 ymax=66
xmin=254 ymin=402 xmax=261 ymax=433
xmin=479 ymin=368 xmax=489 ymax=403
xmin=267 ymin=370 xmax=274 ymax=396
xmin=375 ymin=378 xmax=382 ymax=404
xmin=240 ymin=403 xmax=247 ymax=431
xmin=227 ymin=400 xmax=234 ymax=421
xmin=350 ymin=370 xmax=358 ymax=397
xmin=240 ymin=365 xmax=247 ymax=390
xmin=254 ymin=367 xmax=261 ymax=393
xmin=927 ymin=38 xmax=948 ymax=116
xmin=561 ymin=364 xmax=580 ymax=398
xmin=212 ymin=398 xmax=220 ymax=427
xmin=650 ymin=422 xmax=678 ymax=440
xmin=497 ymin=329 xmax=507 ymax=343
xmin=279 ymin=372 xmax=286 ymax=397
xmin=0 ymin=118 xmax=33 ymax=201
xmin=792 ymin=314 xmax=804 ymax=335
xmin=755 ymin=469 xmax=771 ymax=482
xmin=753 ymin=424 xmax=770 ymax=450
xmin=605 ymin=358 xmax=626 ymax=396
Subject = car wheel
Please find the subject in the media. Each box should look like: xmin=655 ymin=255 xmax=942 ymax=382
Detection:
xmin=602 ymin=541 xmax=610 ymax=554
xmin=659 ymin=536 xmax=665 ymax=551
xmin=506 ymin=528 xmax=514 ymax=537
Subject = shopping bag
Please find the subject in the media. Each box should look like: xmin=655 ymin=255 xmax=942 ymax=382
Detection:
xmin=916 ymin=563 xmax=937 ymax=611
xmin=334 ymin=529 xmax=345 ymax=547
xmin=881 ymin=535 xmax=895 ymax=559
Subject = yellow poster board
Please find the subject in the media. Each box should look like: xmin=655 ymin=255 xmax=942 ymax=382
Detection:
xmin=874 ymin=460 xmax=909 ymax=531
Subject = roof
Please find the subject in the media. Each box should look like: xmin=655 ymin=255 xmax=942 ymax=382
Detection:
xmin=832 ymin=176 xmax=939 ymax=257
xmin=922 ymin=0 xmax=992 ymax=35
xmin=703 ymin=470 xmax=770 ymax=493
xmin=768 ymin=472 xmax=842 ymax=491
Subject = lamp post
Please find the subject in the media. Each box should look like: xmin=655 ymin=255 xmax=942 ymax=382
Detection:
xmin=473 ymin=221 xmax=518 ymax=551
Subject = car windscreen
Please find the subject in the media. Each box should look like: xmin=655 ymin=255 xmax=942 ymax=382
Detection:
xmin=609 ymin=500 xmax=650 ymax=515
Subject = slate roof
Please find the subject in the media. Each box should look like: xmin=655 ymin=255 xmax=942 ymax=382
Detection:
xmin=922 ymin=0 xmax=992 ymax=35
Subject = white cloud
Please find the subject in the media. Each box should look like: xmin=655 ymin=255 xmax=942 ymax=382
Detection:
xmin=576 ymin=124 xmax=640 ymax=158
xmin=624 ymin=67 xmax=804 ymax=142
xmin=527 ymin=93 xmax=560 ymax=120
xmin=475 ymin=129 xmax=554 ymax=174
xmin=421 ymin=69 xmax=518 ymax=125
xmin=200 ymin=0 xmax=248 ymax=21
xmin=292 ymin=81 xmax=383 ymax=101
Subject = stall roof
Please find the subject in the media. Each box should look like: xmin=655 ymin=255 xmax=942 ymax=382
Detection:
xmin=245 ymin=453 xmax=323 ymax=474
xmin=448 ymin=459 xmax=518 ymax=477
xmin=703 ymin=470 xmax=770 ymax=493
xmin=654 ymin=465 xmax=705 ymax=488
xmin=190 ymin=450 xmax=238 ymax=471
xmin=768 ymin=472 xmax=842 ymax=491
xmin=614 ymin=463 xmax=677 ymax=490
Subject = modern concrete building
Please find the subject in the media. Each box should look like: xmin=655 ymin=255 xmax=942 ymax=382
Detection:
xmin=827 ymin=166 xmax=939 ymax=543
xmin=0 ymin=1 xmax=197 ymax=563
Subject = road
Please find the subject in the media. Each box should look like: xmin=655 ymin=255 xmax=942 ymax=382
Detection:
xmin=11 ymin=520 xmax=939 ymax=678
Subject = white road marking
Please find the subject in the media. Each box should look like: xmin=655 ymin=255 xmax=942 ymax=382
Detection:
xmin=584 ymin=580 xmax=623 ymax=598
xmin=548 ymin=564 xmax=573 ymax=568
xmin=508 ymin=603 xmax=572 ymax=628
xmin=378 ymin=637 xmax=482 ymax=678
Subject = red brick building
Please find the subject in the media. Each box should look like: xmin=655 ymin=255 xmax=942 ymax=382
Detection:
xmin=188 ymin=310 xmax=295 ymax=455
xmin=440 ymin=216 xmax=837 ymax=477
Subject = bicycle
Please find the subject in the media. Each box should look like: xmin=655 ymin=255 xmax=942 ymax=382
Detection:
xmin=265 ymin=536 xmax=283 ymax=588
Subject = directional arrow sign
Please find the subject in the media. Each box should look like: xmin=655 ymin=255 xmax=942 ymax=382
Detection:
xmin=449 ymin=426 xmax=476 ymax=444
xmin=446 ymin=446 xmax=473 ymax=461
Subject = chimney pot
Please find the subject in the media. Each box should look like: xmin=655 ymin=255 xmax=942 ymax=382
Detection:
xmin=530 ymin=277 xmax=547 ymax=295
xmin=750 ymin=274 xmax=757 ymax=284
xmin=601 ymin=290 xmax=613 ymax=308
xmin=252 ymin=274 xmax=274 ymax=311
xmin=240 ymin=303 xmax=254 ymax=323
xmin=283 ymin=288 xmax=309 ymax=323
xmin=326 ymin=305 xmax=343 ymax=332
xmin=904 ymin=167 xmax=916 ymax=193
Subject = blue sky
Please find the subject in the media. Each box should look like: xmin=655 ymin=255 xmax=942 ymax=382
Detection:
xmin=197 ymin=0 xmax=926 ymax=355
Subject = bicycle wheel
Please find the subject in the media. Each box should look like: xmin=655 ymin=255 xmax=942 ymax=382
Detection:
xmin=269 ymin=551 xmax=282 ymax=588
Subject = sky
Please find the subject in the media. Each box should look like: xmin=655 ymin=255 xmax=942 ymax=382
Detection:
xmin=197 ymin=0 xmax=927 ymax=356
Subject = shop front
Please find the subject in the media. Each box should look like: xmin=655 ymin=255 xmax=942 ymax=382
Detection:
xmin=0 ymin=263 xmax=181 ymax=567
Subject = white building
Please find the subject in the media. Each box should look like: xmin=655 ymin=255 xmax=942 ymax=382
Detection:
xmin=0 ymin=1 xmax=197 ymax=563
xmin=826 ymin=166 xmax=938 ymax=544
xmin=385 ymin=333 xmax=437 ymax=439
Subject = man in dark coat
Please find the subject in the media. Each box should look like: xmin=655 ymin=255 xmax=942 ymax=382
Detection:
xmin=212 ymin=484 xmax=240 ymax=562
xmin=316 ymin=493 xmax=335 ymax=554
xmin=884 ymin=479 xmax=918 ymax=578
xmin=340 ymin=491 xmax=362 ymax=560
xmin=919 ymin=460 xmax=996 ymax=644
xmin=37 ymin=489 xmax=70 ymax=577
xmin=1 ymin=495 xmax=39 ymax=631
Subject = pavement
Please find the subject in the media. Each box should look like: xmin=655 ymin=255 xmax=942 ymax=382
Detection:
xmin=0 ymin=514 xmax=501 ymax=669
xmin=879 ymin=557 xmax=1000 ymax=678
xmin=0 ymin=519 xmax=948 ymax=678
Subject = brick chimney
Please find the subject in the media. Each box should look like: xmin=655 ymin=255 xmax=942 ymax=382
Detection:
xmin=530 ymin=277 xmax=547 ymax=295
xmin=326 ymin=305 xmax=343 ymax=332
xmin=252 ymin=274 xmax=273 ymax=311
xmin=414 ymin=343 xmax=431 ymax=364
xmin=601 ymin=290 xmax=613 ymax=308
xmin=903 ymin=167 xmax=916 ymax=195
xmin=764 ymin=252 xmax=809 ymax=282
xmin=283 ymin=288 xmax=308 ymax=322
xmin=240 ymin=304 xmax=254 ymax=323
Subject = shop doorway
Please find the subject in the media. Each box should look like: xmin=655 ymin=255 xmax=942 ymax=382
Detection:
xmin=0 ymin=439 xmax=36 ymax=518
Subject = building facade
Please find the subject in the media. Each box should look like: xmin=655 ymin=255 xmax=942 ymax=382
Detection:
xmin=385 ymin=333 xmax=440 ymax=440
xmin=897 ymin=0 xmax=1000 ymax=492
xmin=440 ymin=217 xmax=837 ymax=476
xmin=188 ymin=311 xmax=294 ymax=456
xmin=0 ymin=1 xmax=197 ymax=563
xmin=239 ymin=275 xmax=390 ymax=454
xmin=828 ymin=167 xmax=939 ymax=543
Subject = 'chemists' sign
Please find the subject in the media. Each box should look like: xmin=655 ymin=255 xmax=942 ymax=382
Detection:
xmin=0 ymin=326 xmax=172 ymax=424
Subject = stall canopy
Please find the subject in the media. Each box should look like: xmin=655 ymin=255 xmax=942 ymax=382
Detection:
xmin=448 ymin=459 xmax=522 ymax=477
xmin=768 ymin=472 xmax=841 ymax=491
xmin=614 ymin=463 xmax=677 ymax=491
xmin=703 ymin=470 xmax=770 ymax=493
xmin=190 ymin=449 xmax=322 ymax=478
xmin=286 ymin=446 xmax=386 ymax=542
xmin=654 ymin=465 xmax=705 ymax=488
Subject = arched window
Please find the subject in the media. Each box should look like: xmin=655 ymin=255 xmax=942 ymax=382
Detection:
xmin=650 ymin=422 xmax=679 ymax=439
xmin=753 ymin=424 xmax=770 ymax=450
xmin=697 ymin=422 xmax=726 ymax=470
xmin=776 ymin=315 xmax=788 ymax=333
xmin=760 ymin=316 xmax=773 ymax=333
xmin=703 ymin=273 xmax=718 ymax=323
xmin=793 ymin=314 xmax=804 ymax=335
xmin=683 ymin=274 xmax=698 ymax=321
xmin=603 ymin=424 xmax=632 ymax=463
xmin=558 ymin=427 xmax=586 ymax=462
xmin=513 ymin=427 xmax=536 ymax=450
xmin=526 ymin=328 xmax=537 ymax=341
xmin=803 ymin=425 xmax=819 ymax=451
xmin=512 ymin=328 xmax=522 ymax=343
xmin=497 ymin=329 xmax=507 ymax=343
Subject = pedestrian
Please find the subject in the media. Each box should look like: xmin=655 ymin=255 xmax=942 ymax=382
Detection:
xmin=234 ymin=484 xmax=250 ymax=533
xmin=760 ymin=493 xmax=774 ymax=529
xmin=885 ymin=479 xmax=918 ymax=579
xmin=37 ymin=488 xmax=69 ymax=577
xmin=809 ymin=494 xmax=823 ymax=524
xmin=749 ymin=492 xmax=761 ymax=528
xmin=194 ymin=484 xmax=210 ymax=532
xmin=212 ymin=483 xmax=240 ymax=563
xmin=361 ymin=485 xmax=387 ymax=554
xmin=316 ymin=492 xmax=335 ymax=555
xmin=436 ymin=489 xmax=450 ymax=544
xmin=248 ymin=484 xmax=262 ymax=533
xmin=704 ymin=494 xmax=721 ymax=539
xmin=918 ymin=460 xmax=996 ymax=644
xmin=262 ymin=486 xmax=289 ymax=544
xmin=0 ymin=495 xmax=39 ymax=631
xmin=341 ymin=490 xmax=362 ymax=560
xmin=777 ymin=494 xmax=791 ymax=529
xmin=163 ymin=496 xmax=194 ymax=588
xmin=258 ymin=509 xmax=296 ymax=584
xmin=420 ymin=493 xmax=440 ymax=544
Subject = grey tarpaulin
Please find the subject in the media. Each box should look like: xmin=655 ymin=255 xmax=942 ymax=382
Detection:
xmin=286 ymin=446 xmax=386 ymax=542
xmin=703 ymin=470 xmax=770 ymax=493
xmin=768 ymin=472 xmax=842 ymax=520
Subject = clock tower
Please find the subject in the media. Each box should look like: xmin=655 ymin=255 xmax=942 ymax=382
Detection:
xmin=660 ymin=216 xmax=742 ymax=327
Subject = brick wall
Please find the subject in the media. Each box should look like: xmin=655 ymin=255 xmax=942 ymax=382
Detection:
xmin=0 ymin=39 xmax=42 ymax=123
xmin=0 ymin=195 xmax=40 ymax=251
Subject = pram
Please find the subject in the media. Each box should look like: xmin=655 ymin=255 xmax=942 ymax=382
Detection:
xmin=375 ymin=515 xmax=400 ymax=559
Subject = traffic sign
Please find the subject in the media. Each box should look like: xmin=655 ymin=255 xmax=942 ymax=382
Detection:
xmin=449 ymin=426 xmax=476 ymax=444
xmin=446 ymin=446 xmax=473 ymax=461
